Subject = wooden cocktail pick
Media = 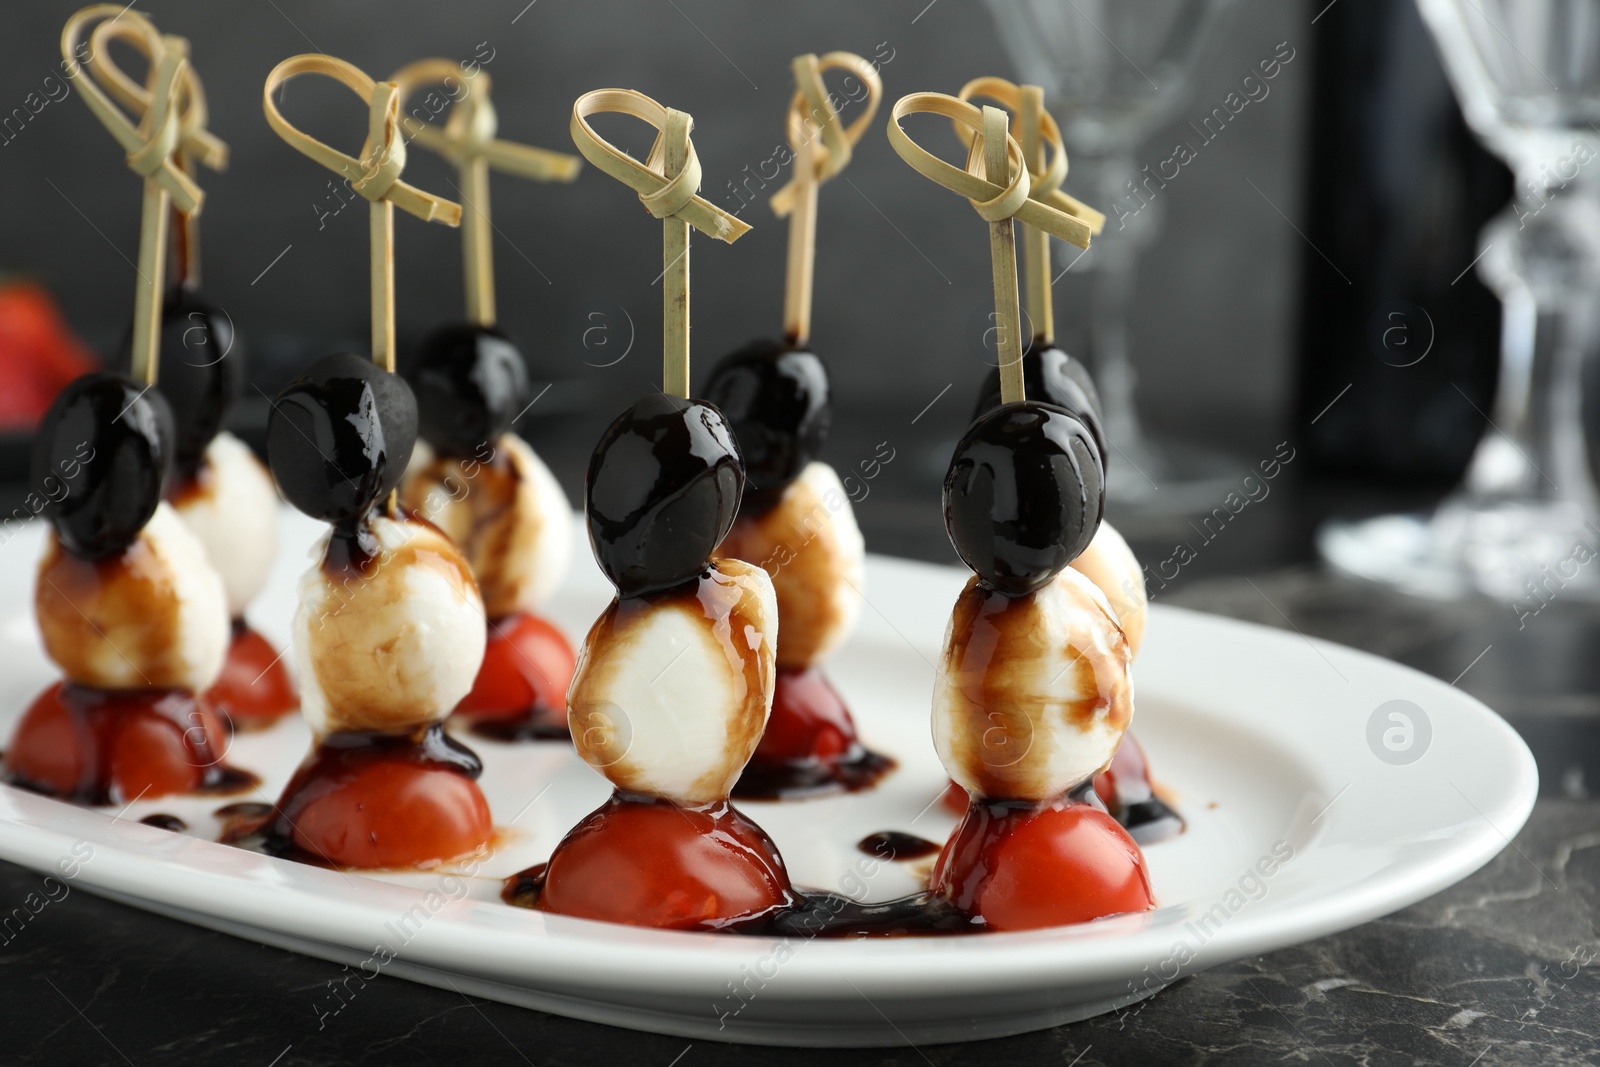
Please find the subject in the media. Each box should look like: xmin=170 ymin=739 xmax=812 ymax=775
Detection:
xmin=62 ymin=5 xmax=202 ymax=387
xmin=768 ymin=52 xmax=882 ymax=346
xmin=953 ymin=78 xmax=1104 ymax=350
xmin=85 ymin=15 xmax=227 ymax=290
xmin=887 ymin=93 xmax=1092 ymax=404
xmin=390 ymin=60 xmax=582 ymax=327
xmin=263 ymin=55 xmax=463 ymax=373
xmin=569 ymin=90 xmax=751 ymax=397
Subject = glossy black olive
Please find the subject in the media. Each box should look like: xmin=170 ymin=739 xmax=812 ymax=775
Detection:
xmin=586 ymin=393 xmax=744 ymax=597
xmin=701 ymin=337 xmax=829 ymax=513
xmin=408 ymin=322 xmax=529 ymax=457
xmin=118 ymin=287 xmax=242 ymax=480
xmin=943 ymin=401 xmax=1104 ymax=596
xmin=32 ymin=371 xmax=175 ymax=561
xmin=973 ymin=342 xmax=1105 ymax=459
xmin=267 ymin=353 xmax=417 ymax=526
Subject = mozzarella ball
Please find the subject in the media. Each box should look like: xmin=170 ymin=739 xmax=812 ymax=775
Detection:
xmin=400 ymin=432 xmax=572 ymax=618
xmin=292 ymin=514 xmax=486 ymax=735
xmin=36 ymin=501 xmax=230 ymax=693
xmin=717 ymin=461 xmax=863 ymax=669
xmin=932 ymin=568 xmax=1132 ymax=802
xmin=1070 ymin=521 xmax=1147 ymax=657
xmin=171 ymin=432 xmax=280 ymax=617
xmin=567 ymin=557 xmax=776 ymax=805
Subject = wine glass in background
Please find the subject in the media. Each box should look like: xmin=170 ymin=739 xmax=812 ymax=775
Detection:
xmin=982 ymin=0 xmax=1243 ymax=509
xmin=1321 ymin=0 xmax=1600 ymax=598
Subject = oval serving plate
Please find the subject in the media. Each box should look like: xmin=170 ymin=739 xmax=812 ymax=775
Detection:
xmin=0 ymin=511 xmax=1536 ymax=1047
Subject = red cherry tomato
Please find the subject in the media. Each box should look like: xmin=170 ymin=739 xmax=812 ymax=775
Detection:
xmin=932 ymin=797 xmax=1154 ymax=931
xmin=536 ymin=794 xmax=791 ymax=929
xmin=752 ymin=666 xmax=857 ymax=764
xmin=285 ymin=760 xmax=491 ymax=869
xmin=206 ymin=624 xmax=297 ymax=730
xmin=4 ymin=682 xmax=227 ymax=803
xmin=455 ymin=612 xmax=574 ymax=728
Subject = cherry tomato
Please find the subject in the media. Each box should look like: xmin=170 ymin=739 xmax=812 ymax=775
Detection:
xmin=455 ymin=612 xmax=574 ymax=729
xmin=752 ymin=666 xmax=856 ymax=764
xmin=206 ymin=624 xmax=297 ymax=730
xmin=537 ymin=794 xmax=791 ymax=929
xmin=286 ymin=760 xmax=491 ymax=869
xmin=932 ymin=797 xmax=1154 ymax=930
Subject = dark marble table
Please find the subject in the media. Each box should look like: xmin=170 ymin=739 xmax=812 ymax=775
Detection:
xmin=1 ymin=406 xmax=1596 ymax=1066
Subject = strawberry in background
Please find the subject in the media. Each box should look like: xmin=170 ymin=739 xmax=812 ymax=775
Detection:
xmin=0 ymin=280 xmax=99 ymax=430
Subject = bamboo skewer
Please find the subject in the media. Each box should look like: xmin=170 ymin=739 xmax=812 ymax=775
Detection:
xmin=772 ymin=52 xmax=883 ymax=346
xmin=953 ymin=77 xmax=1106 ymax=348
xmin=390 ymin=60 xmax=582 ymax=328
xmin=263 ymin=55 xmax=463 ymax=373
xmin=86 ymin=14 xmax=227 ymax=291
xmin=569 ymin=89 xmax=752 ymax=399
xmin=63 ymin=6 xmax=202 ymax=388
xmin=887 ymin=91 xmax=1098 ymax=404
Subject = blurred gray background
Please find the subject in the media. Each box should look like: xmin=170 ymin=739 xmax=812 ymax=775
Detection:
xmin=0 ymin=0 xmax=1305 ymax=463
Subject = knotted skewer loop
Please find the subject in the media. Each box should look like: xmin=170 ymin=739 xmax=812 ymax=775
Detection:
xmin=86 ymin=15 xmax=227 ymax=288
xmin=768 ymin=51 xmax=883 ymax=217
xmin=569 ymin=89 xmax=749 ymax=243
xmin=954 ymin=77 xmax=1106 ymax=345
xmin=571 ymin=90 xmax=751 ymax=397
xmin=768 ymin=51 xmax=883 ymax=345
xmin=63 ymin=6 xmax=201 ymax=215
xmin=62 ymin=6 xmax=202 ymax=387
xmin=889 ymin=93 xmax=1100 ymax=403
xmin=264 ymin=55 xmax=462 ymax=373
xmin=887 ymin=93 xmax=1093 ymax=245
xmin=391 ymin=59 xmax=582 ymax=326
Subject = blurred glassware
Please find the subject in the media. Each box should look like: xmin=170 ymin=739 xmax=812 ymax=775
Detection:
xmin=982 ymin=0 xmax=1242 ymax=509
xmin=1321 ymin=0 xmax=1600 ymax=599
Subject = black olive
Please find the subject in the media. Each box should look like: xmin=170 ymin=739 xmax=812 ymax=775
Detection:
xmin=973 ymin=342 xmax=1106 ymax=459
xmin=701 ymin=337 xmax=830 ymax=513
xmin=32 ymin=371 xmax=175 ymax=561
xmin=407 ymin=322 xmax=529 ymax=457
xmin=943 ymin=401 xmax=1105 ymax=596
xmin=586 ymin=393 xmax=744 ymax=597
xmin=267 ymin=353 xmax=417 ymax=526
xmin=118 ymin=287 xmax=243 ymax=480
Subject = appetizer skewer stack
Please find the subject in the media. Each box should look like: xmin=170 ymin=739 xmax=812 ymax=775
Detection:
xmin=505 ymin=90 xmax=797 ymax=929
xmin=702 ymin=52 xmax=893 ymax=799
xmin=951 ymin=78 xmax=1180 ymax=843
xmin=889 ymin=91 xmax=1155 ymax=929
xmin=85 ymin=13 xmax=294 ymax=730
xmin=250 ymin=55 xmax=491 ymax=869
xmin=390 ymin=60 xmax=585 ymax=741
xmin=5 ymin=7 xmax=244 ymax=804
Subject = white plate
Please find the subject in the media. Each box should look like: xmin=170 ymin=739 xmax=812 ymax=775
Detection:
xmin=0 ymin=511 xmax=1537 ymax=1047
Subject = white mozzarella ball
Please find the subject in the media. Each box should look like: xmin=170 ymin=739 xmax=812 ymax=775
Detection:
xmin=172 ymin=432 xmax=280 ymax=617
xmin=1070 ymin=521 xmax=1147 ymax=657
xmin=293 ymin=514 xmax=486 ymax=735
xmin=932 ymin=568 xmax=1132 ymax=801
xmin=567 ymin=557 xmax=776 ymax=805
xmin=717 ymin=461 xmax=864 ymax=669
xmin=35 ymin=502 xmax=230 ymax=693
xmin=400 ymin=432 xmax=572 ymax=618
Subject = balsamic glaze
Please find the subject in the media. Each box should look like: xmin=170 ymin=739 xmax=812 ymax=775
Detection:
xmin=320 ymin=513 xmax=383 ymax=582
xmin=468 ymin=718 xmax=571 ymax=743
xmin=267 ymin=353 xmax=417 ymax=525
xmin=943 ymin=403 xmax=1105 ymax=595
xmin=1098 ymin=734 xmax=1186 ymax=844
xmin=33 ymin=372 xmax=175 ymax=561
xmin=140 ymin=813 xmax=187 ymax=832
xmin=701 ymin=338 xmax=830 ymax=514
xmin=734 ymin=745 xmax=894 ymax=800
xmin=972 ymin=342 xmax=1106 ymax=460
xmin=585 ymin=393 xmax=744 ymax=596
xmin=856 ymin=830 xmax=940 ymax=861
